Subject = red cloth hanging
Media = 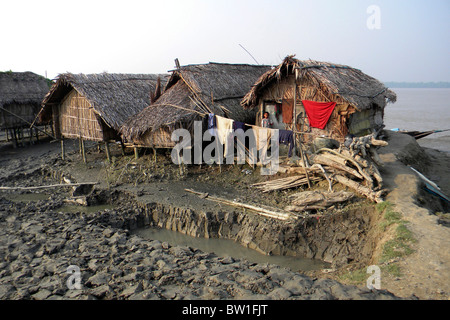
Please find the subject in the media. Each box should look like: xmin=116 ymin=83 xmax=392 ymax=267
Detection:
xmin=301 ymin=100 xmax=336 ymax=129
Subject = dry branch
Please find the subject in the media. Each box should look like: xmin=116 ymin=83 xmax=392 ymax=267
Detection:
xmin=184 ymin=188 xmax=293 ymax=221
xmin=313 ymin=154 xmax=363 ymax=180
xmin=333 ymin=175 xmax=385 ymax=203
xmin=0 ymin=182 xmax=98 ymax=191
xmin=251 ymin=175 xmax=323 ymax=193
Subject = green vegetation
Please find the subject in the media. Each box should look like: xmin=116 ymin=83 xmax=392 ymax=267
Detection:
xmin=338 ymin=268 xmax=368 ymax=285
xmin=377 ymin=201 xmax=416 ymax=267
xmin=339 ymin=201 xmax=417 ymax=285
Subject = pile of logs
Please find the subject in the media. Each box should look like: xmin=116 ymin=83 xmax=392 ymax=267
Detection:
xmin=311 ymin=134 xmax=388 ymax=203
xmin=251 ymin=133 xmax=388 ymax=207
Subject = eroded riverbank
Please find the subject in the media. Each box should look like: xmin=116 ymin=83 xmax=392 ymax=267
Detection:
xmin=0 ymin=189 xmax=400 ymax=300
xmin=0 ymin=131 xmax=448 ymax=299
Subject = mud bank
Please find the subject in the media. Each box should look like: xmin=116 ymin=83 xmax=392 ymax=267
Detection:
xmin=124 ymin=192 xmax=380 ymax=268
xmin=0 ymin=143 xmax=402 ymax=300
xmin=0 ymin=191 xmax=400 ymax=300
xmin=1 ymin=131 xmax=448 ymax=299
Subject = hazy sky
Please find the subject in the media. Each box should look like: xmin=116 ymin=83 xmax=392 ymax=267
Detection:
xmin=1 ymin=0 xmax=448 ymax=82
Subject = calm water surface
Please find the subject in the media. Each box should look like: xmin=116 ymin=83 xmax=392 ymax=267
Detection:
xmin=384 ymin=88 xmax=450 ymax=153
xmin=134 ymin=227 xmax=329 ymax=272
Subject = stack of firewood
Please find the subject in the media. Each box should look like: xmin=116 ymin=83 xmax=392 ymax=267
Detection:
xmin=251 ymin=133 xmax=388 ymax=207
xmin=252 ymin=174 xmax=323 ymax=193
xmin=311 ymin=134 xmax=387 ymax=203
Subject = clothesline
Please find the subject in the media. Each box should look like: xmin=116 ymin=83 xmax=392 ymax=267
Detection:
xmin=208 ymin=114 xmax=296 ymax=157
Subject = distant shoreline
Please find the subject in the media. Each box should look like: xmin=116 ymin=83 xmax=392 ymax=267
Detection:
xmin=384 ymin=82 xmax=450 ymax=88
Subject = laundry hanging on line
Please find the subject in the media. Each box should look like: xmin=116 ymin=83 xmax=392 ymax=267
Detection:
xmin=215 ymin=115 xmax=234 ymax=158
xmin=302 ymin=100 xmax=336 ymax=130
xmin=279 ymin=129 xmax=294 ymax=157
xmin=206 ymin=114 xmax=296 ymax=158
xmin=208 ymin=113 xmax=216 ymax=136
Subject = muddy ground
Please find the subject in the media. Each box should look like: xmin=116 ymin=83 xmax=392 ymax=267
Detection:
xmin=0 ymin=130 xmax=449 ymax=300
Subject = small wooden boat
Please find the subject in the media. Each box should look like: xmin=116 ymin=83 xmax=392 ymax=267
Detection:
xmin=410 ymin=167 xmax=449 ymax=203
xmin=391 ymin=128 xmax=450 ymax=140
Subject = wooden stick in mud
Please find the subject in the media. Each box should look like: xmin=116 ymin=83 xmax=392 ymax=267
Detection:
xmin=184 ymin=188 xmax=294 ymax=221
xmin=0 ymin=182 xmax=98 ymax=191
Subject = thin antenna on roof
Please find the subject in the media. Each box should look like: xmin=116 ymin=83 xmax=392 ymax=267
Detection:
xmin=239 ymin=44 xmax=260 ymax=65
xmin=174 ymin=58 xmax=181 ymax=70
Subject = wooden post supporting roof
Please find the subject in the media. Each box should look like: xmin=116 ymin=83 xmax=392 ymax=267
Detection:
xmin=105 ymin=141 xmax=111 ymax=163
xmin=61 ymin=138 xmax=65 ymax=160
xmin=81 ymin=138 xmax=87 ymax=163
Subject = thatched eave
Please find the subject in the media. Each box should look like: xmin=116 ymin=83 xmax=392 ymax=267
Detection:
xmin=0 ymin=71 xmax=51 ymax=107
xmin=121 ymin=62 xmax=271 ymax=142
xmin=241 ymin=55 xmax=396 ymax=111
xmin=40 ymin=72 xmax=169 ymax=131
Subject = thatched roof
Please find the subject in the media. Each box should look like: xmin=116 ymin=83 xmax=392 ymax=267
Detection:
xmin=40 ymin=73 xmax=168 ymax=131
xmin=121 ymin=62 xmax=271 ymax=141
xmin=0 ymin=71 xmax=50 ymax=107
xmin=241 ymin=55 xmax=396 ymax=110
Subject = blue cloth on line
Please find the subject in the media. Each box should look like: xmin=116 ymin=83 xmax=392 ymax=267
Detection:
xmin=279 ymin=130 xmax=294 ymax=157
xmin=233 ymin=121 xmax=246 ymax=131
xmin=208 ymin=113 xmax=216 ymax=136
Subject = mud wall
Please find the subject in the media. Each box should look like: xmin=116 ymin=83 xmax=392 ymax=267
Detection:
xmin=115 ymin=193 xmax=381 ymax=268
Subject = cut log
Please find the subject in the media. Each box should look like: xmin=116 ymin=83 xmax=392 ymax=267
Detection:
xmin=318 ymin=153 xmax=348 ymax=166
xmin=369 ymin=147 xmax=384 ymax=167
xmin=286 ymin=166 xmax=321 ymax=175
xmin=340 ymin=149 xmax=369 ymax=168
xmin=285 ymin=205 xmax=328 ymax=212
xmin=313 ymin=154 xmax=363 ymax=180
xmin=285 ymin=190 xmax=355 ymax=212
xmin=370 ymin=137 xmax=388 ymax=146
xmin=316 ymin=148 xmax=373 ymax=188
xmin=333 ymin=175 xmax=385 ymax=203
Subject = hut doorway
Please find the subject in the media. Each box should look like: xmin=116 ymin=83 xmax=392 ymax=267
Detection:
xmin=262 ymin=99 xmax=307 ymax=131
xmin=263 ymin=101 xmax=283 ymax=129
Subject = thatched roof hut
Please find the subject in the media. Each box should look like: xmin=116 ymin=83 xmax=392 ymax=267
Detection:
xmin=241 ymin=55 xmax=396 ymax=142
xmin=0 ymin=71 xmax=50 ymax=130
xmin=121 ymin=62 xmax=272 ymax=147
xmin=40 ymin=73 xmax=167 ymax=142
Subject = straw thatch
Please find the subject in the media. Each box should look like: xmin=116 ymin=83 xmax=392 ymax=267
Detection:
xmin=40 ymin=73 xmax=168 ymax=142
xmin=241 ymin=55 xmax=396 ymax=140
xmin=121 ymin=62 xmax=272 ymax=146
xmin=0 ymin=71 xmax=50 ymax=129
xmin=242 ymin=55 xmax=396 ymax=110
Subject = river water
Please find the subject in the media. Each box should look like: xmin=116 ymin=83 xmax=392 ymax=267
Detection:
xmin=383 ymin=88 xmax=450 ymax=153
xmin=134 ymin=227 xmax=329 ymax=272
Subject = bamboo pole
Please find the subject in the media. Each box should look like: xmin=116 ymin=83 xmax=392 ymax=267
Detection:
xmin=0 ymin=106 xmax=56 ymax=140
xmin=292 ymin=77 xmax=297 ymax=157
xmin=81 ymin=138 xmax=87 ymax=163
xmin=120 ymin=140 xmax=126 ymax=156
xmin=0 ymin=182 xmax=98 ymax=191
xmin=184 ymin=188 xmax=293 ymax=221
xmin=105 ymin=141 xmax=111 ymax=163
xmin=61 ymin=138 xmax=65 ymax=160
